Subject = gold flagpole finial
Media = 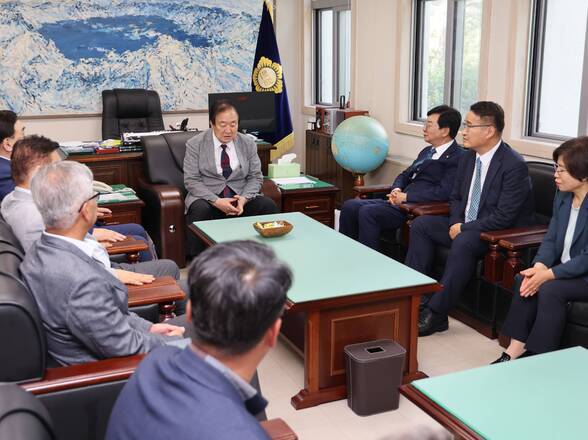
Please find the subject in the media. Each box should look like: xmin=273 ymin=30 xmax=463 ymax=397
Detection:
xmin=265 ymin=0 xmax=274 ymax=21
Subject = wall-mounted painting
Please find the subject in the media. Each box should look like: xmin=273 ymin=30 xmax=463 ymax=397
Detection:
xmin=0 ymin=0 xmax=265 ymax=116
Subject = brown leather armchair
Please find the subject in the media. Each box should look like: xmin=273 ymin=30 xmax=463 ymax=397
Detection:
xmin=139 ymin=132 xmax=281 ymax=267
xmin=480 ymin=162 xmax=588 ymax=348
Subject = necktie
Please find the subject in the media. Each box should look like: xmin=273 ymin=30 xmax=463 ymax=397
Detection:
xmin=466 ymin=158 xmax=483 ymax=222
xmin=411 ymin=147 xmax=435 ymax=179
xmin=413 ymin=147 xmax=435 ymax=170
xmin=220 ymin=144 xmax=234 ymax=198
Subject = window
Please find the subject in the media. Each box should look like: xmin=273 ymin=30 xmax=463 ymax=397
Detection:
xmin=527 ymin=0 xmax=588 ymax=140
xmin=313 ymin=0 xmax=351 ymax=106
xmin=412 ymin=0 xmax=483 ymax=120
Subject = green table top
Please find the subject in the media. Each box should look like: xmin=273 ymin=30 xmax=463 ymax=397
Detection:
xmin=192 ymin=212 xmax=436 ymax=304
xmin=413 ymin=346 xmax=588 ymax=439
xmin=274 ymin=175 xmax=335 ymax=191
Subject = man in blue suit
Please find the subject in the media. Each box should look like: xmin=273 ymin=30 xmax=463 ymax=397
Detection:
xmin=106 ymin=241 xmax=293 ymax=440
xmin=407 ymin=101 xmax=535 ymax=336
xmin=0 ymin=110 xmax=25 ymax=201
xmin=339 ymin=105 xmax=464 ymax=251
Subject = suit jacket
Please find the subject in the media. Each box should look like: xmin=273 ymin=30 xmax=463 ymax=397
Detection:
xmin=392 ymin=140 xmax=464 ymax=203
xmin=0 ymin=157 xmax=14 ymax=202
xmin=183 ymin=130 xmax=263 ymax=209
xmin=106 ymin=346 xmax=269 ymax=440
xmin=450 ymin=142 xmax=535 ymax=232
xmin=533 ymin=191 xmax=588 ymax=282
xmin=20 ymin=234 xmax=167 ymax=366
xmin=1 ymin=187 xmax=44 ymax=252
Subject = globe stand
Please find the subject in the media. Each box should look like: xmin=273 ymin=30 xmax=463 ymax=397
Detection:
xmin=353 ymin=173 xmax=365 ymax=187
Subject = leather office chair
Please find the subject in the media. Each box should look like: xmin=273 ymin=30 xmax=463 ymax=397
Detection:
xmin=0 ymin=384 xmax=55 ymax=440
xmin=485 ymin=162 xmax=588 ymax=348
xmin=138 ymin=131 xmax=282 ymax=267
xmin=102 ymin=89 xmax=165 ymax=140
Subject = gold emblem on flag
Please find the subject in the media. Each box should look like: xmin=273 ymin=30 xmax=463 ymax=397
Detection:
xmin=253 ymin=56 xmax=283 ymax=93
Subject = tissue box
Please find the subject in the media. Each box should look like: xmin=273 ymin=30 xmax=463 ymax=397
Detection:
xmin=268 ymin=163 xmax=301 ymax=178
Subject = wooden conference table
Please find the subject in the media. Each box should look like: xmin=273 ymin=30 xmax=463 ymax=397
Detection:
xmin=189 ymin=212 xmax=440 ymax=409
xmin=401 ymin=346 xmax=588 ymax=439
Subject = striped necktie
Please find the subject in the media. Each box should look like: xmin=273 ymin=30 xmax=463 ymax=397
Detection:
xmin=413 ymin=146 xmax=435 ymax=170
xmin=220 ymin=144 xmax=234 ymax=198
xmin=466 ymin=158 xmax=483 ymax=222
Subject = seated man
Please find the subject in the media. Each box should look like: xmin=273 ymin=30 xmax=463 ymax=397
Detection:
xmin=20 ymin=161 xmax=185 ymax=365
xmin=339 ymin=105 xmax=464 ymax=251
xmin=0 ymin=110 xmax=25 ymax=200
xmin=184 ymin=100 xmax=278 ymax=255
xmin=2 ymin=136 xmax=183 ymax=288
xmin=106 ymin=240 xmax=292 ymax=440
xmin=406 ymin=101 xmax=535 ymax=336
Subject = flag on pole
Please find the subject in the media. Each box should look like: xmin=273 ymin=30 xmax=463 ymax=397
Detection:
xmin=252 ymin=0 xmax=293 ymax=160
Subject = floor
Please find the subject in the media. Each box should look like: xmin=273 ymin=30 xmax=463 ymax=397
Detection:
xmin=258 ymin=317 xmax=503 ymax=440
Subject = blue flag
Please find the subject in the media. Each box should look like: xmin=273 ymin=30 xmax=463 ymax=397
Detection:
xmin=252 ymin=0 xmax=293 ymax=160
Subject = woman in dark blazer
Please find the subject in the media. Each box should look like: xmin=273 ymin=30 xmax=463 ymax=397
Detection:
xmin=493 ymin=136 xmax=588 ymax=363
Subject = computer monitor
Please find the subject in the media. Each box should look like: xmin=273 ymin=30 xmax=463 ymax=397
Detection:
xmin=208 ymin=91 xmax=276 ymax=135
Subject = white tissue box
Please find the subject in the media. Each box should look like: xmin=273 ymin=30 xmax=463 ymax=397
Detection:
xmin=268 ymin=163 xmax=301 ymax=178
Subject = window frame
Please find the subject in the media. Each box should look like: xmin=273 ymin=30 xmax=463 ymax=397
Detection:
xmin=313 ymin=1 xmax=351 ymax=106
xmin=411 ymin=0 xmax=480 ymax=121
xmin=526 ymin=0 xmax=588 ymax=141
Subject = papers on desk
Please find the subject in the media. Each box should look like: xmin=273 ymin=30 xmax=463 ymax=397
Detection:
xmin=271 ymin=176 xmax=316 ymax=186
xmin=98 ymin=187 xmax=139 ymax=204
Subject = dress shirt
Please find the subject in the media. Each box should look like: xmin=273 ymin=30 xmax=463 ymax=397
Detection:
xmin=431 ymin=140 xmax=454 ymax=160
xmin=203 ymin=352 xmax=257 ymax=401
xmin=213 ymin=133 xmax=240 ymax=176
xmin=561 ymin=205 xmax=580 ymax=264
xmin=464 ymin=140 xmax=502 ymax=218
xmin=43 ymin=231 xmax=114 ymax=272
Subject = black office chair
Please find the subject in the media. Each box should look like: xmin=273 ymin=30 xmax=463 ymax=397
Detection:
xmin=101 ymin=89 xmax=165 ymax=140
xmin=0 ymin=384 xmax=55 ymax=440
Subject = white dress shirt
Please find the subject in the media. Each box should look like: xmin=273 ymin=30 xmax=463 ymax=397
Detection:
xmin=464 ymin=140 xmax=502 ymax=217
xmin=561 ymin=205 xmax=580 ymax=264
xmin=212 ymin=133 xmax=240 ymax=176
xmin=431 ymin=140 xmax=454 ymax=160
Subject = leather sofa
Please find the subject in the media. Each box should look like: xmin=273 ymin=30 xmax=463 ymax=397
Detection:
xmin=102 ymin=89 xmax=165 ymax=140
xmin=138 ymin=131 xmax=281 ymax=267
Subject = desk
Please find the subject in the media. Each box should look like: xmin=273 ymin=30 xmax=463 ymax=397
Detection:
xmin=67 ymin=143 xmax=275 ymax=189
xmin=279 ymin=176 xmax=339 ymax=228
xmin=401 ymin=347 xmax=588 ymax=439
xmin=190 ymin=212 xmax=439 ymax=409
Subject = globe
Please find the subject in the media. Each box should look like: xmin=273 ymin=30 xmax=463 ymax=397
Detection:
xmin=331 ymin=116 xmax=389 ymax=176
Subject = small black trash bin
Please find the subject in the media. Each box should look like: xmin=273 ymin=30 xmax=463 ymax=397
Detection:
xmin=344 ymin=339 xmax=406 ymax=416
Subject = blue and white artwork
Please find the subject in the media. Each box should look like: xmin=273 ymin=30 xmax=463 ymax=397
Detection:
xmin=0 ymin=0 xmax=263 ymax=115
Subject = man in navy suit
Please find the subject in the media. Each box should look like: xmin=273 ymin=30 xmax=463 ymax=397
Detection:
xmin=339 ymin=105 xmax=464 ymax=251
xmin=106 ymin=241 xmax=293 ymax=440
xmin=407 ymin=101 xmax=535 ymax=336
xmin=0 ymin=110 xmax=25 ymax=201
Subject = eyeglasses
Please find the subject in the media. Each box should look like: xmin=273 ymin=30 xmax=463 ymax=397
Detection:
xmin=424 ymin=121 xmax=438 ymax=129
xmin=461 ymin=123 xmax=494 ymax=130
xmin=78 ymin=191 xmax=100 ymax=213
xmin=553 ymin=163 xmax=568 ymax=175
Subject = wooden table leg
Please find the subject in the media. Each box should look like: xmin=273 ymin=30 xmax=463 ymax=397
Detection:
xmin=159 ymin=302 xmax=176 ymax=321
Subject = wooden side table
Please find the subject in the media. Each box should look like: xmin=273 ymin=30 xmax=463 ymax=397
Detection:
xmin=279 ymin=177 xmax=339 ymax=228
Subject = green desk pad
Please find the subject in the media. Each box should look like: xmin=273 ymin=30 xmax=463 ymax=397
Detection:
xmin=413 ymin=346 xmax=588 ymax=439
xmin=97 ymin=184 xmax=139 ymax=205
xmin=193 ymin=212 xmax=435 ymax=304
xmin=273 ymin=175 xmax=334 ymax=191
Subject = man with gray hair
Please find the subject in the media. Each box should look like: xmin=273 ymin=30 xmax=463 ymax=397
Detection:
xmin=107 ymin=241 xmax=292 ymax=440
xmin=20 ymin=161 xmax=185 ymax=366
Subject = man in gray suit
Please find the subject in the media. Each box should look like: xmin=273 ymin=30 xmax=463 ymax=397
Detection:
xmin=184 ymin=100 xmax=278 ymax=254
xmin=20 ymin=161 xmax=185 ymax=366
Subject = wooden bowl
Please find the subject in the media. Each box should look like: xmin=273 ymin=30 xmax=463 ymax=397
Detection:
xmin=253 ymin=220 xmax=294 ymax=238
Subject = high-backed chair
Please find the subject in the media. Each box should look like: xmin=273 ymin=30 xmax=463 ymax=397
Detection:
xmin=486 ymin=162 xmax=588 ymax=348
xmin=0 ymin=384 xmax=55 ymax=440
xmin=138 ymin=132 xmax=282 ymax=267
xmin=101 ymin=89 xmax=165 ymax=140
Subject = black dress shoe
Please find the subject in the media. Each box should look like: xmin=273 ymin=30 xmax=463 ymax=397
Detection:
xmin=491 ymin=352 xmax=511 ymax=364
xmin=418 ymin=308 xmax=449 ymax=336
